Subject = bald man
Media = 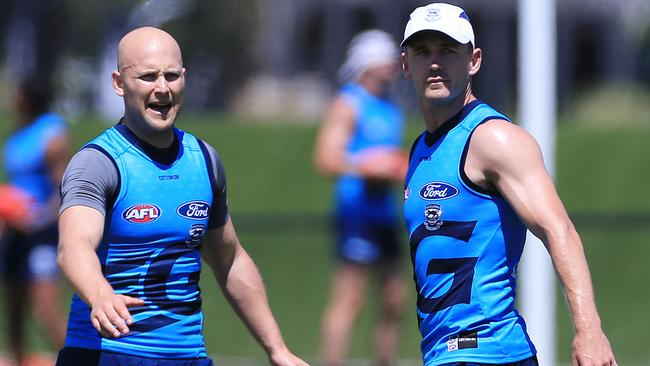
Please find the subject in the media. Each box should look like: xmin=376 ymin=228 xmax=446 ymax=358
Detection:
xmin=56 ymin=27 xmax=309 ymax=366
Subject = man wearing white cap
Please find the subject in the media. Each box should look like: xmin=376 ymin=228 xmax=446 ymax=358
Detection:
xmin=400 ymin=3 xmax=617 ymax=366
xmin=314 ymin=29 xmax=408 ymax=366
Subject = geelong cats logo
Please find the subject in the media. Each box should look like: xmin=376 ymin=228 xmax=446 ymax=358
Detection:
xmin=424 ymin=204 xmax=443 ymax=231
xmin=185 ymin=224 xmax=207 ymax=248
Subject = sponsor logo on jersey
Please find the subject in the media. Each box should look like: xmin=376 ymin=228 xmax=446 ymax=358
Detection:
xmin=419 ymin=182 xmax=459 ymax=200
xmin=122 ymin=204 xmax=161 ymax=223
xmin=177 ymin=201 xmax=211 ymax=220
xmin=424 ymin=204 xmax=443 ymax=231
xmin=158 ymin=174 xmax=179 ymax=180
xmin=447 ymin=331 xmax=478 ymax=352
xmin=185 ymin=224 xmax=207 ymax=248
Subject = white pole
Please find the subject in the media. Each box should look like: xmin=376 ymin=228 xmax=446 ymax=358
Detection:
xmin=518 ymin=0 xmax=557 ymax=365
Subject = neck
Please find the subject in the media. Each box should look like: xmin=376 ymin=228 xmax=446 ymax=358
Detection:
xmin=421 ymin=88 xmax=476 ymax=133
xmin=122 ymin=117 xmax=174 ymax=149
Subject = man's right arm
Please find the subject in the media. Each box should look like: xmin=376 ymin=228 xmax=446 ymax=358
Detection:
xmin=57 ymin=148 xmax=144 ymax=338
xmin=58 ymin=206 xmax=138 ymax=337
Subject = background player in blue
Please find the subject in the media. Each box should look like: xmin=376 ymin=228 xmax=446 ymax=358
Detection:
xmin=55 ymin=27 xmax=309 ymax=366
xmin=313 ymin=30 xmax=408 ymax=366
xmin=400 ymin=3 xmax=616 ymax=366
xmin=1 ymin=76 xmax=69 ymax=365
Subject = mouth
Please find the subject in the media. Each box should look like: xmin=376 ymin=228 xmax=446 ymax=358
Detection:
xmin=426 ymin=77 xmax=447 ymax=84
xmin=147 ymin=102 xmax=172 ymax=117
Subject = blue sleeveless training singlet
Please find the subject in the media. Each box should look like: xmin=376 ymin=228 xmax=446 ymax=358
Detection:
xmin=4 ymin=113 xmax=66 ymax=218
xmin=64 ymin=125 xmax=217 ymax=358
xmin=403 ymin=101 xmax=536 ymax=365
xmin=334 ymin=82 xmax=404 ymax=222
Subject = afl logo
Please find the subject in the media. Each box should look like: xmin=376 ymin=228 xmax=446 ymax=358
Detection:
xmin=177 ymin=201 xmax=211 ymax=220
xmin=122 ymin=204 xmax=161 ymax=223
xmin=419 ymin=182 xmax=459 ymax=200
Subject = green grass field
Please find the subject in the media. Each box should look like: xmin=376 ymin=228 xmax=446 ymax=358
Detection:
xmin=1 ymin=115 xmax=649 ymax=364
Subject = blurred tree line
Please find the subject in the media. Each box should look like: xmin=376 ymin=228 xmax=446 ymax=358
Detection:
xmin=0 ymin=0 xmax=258 ymax=114
xmin=2 ymin=0 xmax=650 ymax=122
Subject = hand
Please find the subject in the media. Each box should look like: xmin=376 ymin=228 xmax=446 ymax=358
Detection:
xmin=358 ymin=162 xmax=404 ymax=183
xmin=0 ymin=184 xmax=36 ymax=233
xmin=268 ymin=347 xmax=310 ymax=366
xmin=353 ymin=148 xmax=408 ymax=183
xmin=90 ymin=291 xmax=145 ymax=338
xmin=572 ymin=328 xmax=617 ymax=366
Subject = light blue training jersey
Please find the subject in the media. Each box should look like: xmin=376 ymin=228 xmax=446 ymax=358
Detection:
xmin=4 ymin=112 xmax=66 ymax=221
xmin=64 ymin=124 xmax=225 ymax=358
xmin=335 ymin=83 xmax=404 ymax=222
xmin=403 ymin=100 xmax=536 ymax=365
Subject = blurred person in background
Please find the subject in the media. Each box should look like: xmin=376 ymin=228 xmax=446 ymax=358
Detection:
xmin=55 ymin=26 xmax=308 ymax=366
xmin=313 ymin=29 xmax=408 ymax=366
xmin=401 ymin=3 xmax=616 ymax=365
xmin=0 ymin=77 xmax=69 ymax=365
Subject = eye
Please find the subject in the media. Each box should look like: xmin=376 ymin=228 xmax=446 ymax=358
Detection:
xmin=441 ymin=47 xmax=457 ymax=55
xmin=139 ymin=73 xmax=157 ymax=82
xmin=414 ymin=47 xmax=431 ymax=57
xmin=164 ymin=72 xmax=180 ymax=82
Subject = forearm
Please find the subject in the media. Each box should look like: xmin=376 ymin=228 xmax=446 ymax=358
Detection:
xmin=58 ymin=239 xmax=112 ymax=307
xmin=313 ymin=148 xmax=354 ymax=178
xmin=216 ymin=250 xmax=288 ymax=354
xmin=544 ymin=225 xmax=601 ymax=331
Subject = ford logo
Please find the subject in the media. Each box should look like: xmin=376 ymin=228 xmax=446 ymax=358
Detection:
xmin=418 ymin=182 xmax=459 ymax=200
xmin=177 ymin=201 xmax=211 ymax=220
xmin=122 ymin=204 xmax=161 ymax=223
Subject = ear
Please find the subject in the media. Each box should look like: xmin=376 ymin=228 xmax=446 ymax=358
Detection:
xmin=401 ymin=51 xmax=412 ymax=80
xmin=112 ymin=71 xmax=124 ymax=97
xmin=469 ymin=47 xmax=482 ymax=76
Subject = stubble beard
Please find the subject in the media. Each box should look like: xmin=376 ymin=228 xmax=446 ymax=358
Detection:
xmin=422 ymin=86 xmax=456 ymax=107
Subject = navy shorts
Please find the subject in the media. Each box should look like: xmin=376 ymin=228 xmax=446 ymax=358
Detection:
xmin=334 ymin=215 xmax=401 ymax=265
xmin=0 ymin=223 xmax=59 ymax=281
xmin=56 ymin=347 xmax=214 ymax=366
xmin=440 ymin=355 xmax=538 ymax=366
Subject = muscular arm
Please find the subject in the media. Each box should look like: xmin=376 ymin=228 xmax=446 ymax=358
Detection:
xmin=201 ymin=218 xmax=308 ymax=366
xmin=57 ymin=149 xmax=144 ymax=338
xmin=465 ymin=120 xmax=616 ymax=366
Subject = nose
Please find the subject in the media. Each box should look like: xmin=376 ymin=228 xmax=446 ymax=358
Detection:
xmin=154 ymin=74 xmax=169 ymax=93
xmin=428 ymin=59 xmax=442 ymax=71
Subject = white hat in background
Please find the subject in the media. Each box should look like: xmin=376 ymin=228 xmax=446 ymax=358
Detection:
xmin=401 ymin=3 xmax=474 ymax=47
xmin=338 ymin=29 xmax=399 ymax=82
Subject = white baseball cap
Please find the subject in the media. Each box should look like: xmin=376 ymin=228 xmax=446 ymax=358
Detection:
xmin=401 ymin=3 xmax=474 ymax=48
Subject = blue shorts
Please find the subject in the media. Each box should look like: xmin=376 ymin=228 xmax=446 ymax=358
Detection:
xmin=0 ymin=223 xmax=59 ymax=281
xmin=56 ymin=347 xmax=214 ymax=366
xmin=335 ymin=215 xmax=401 ymax=265
xmin=440 ymin=355 xmax=538 ymax=366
